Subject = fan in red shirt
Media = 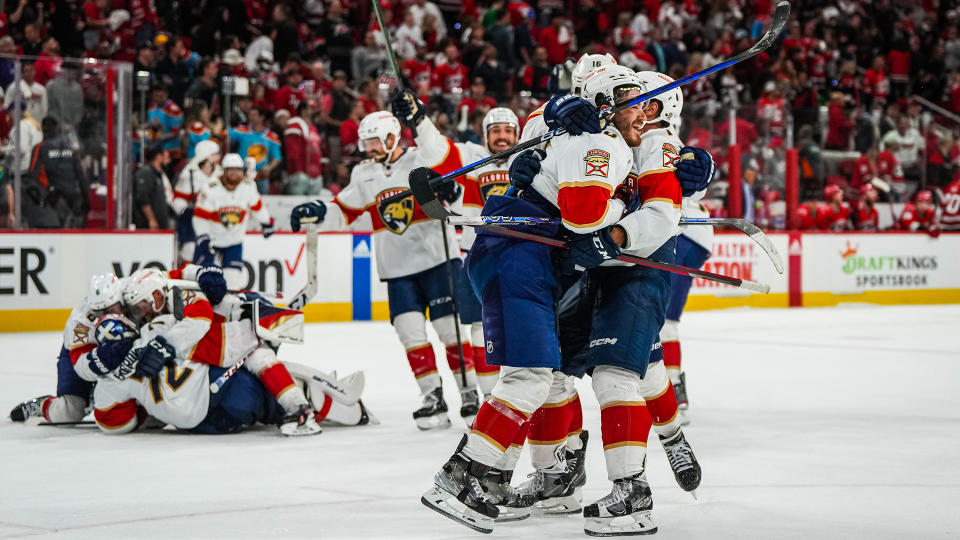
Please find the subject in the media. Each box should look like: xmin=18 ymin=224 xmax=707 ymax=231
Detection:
xmin=756 ymin=80 xmax=786 ymax=137
xmin=538 ymin=12 xmax=574 ymax=64
xmin=939 ymin=179 xmax=960 ymax=230
xmin=851 ymin=146 xmax=904 ymax=190
xmin=816 ymin=184 xmax=852 ymax=231
xmin=795 ymin=201 xmax=818 ymax=230
xmin=458 ymin=78 xmax=499 ymax=115
xmin=272 ymin=66 xmax=306 ymax=115
xmin=862 ymin=55 xmax=890 ymax=108
xmin=432 ymin=43 xmax=469 ymax=96
xmin=402 ymin=43 xmax=433 ymax=89
xmin=852 ymin=184 xmax=880 ymax=230
xmin=898 ymin=190 xmax=940 ymax=236
xmin=356 ymin=79 xmax=381 ymax=116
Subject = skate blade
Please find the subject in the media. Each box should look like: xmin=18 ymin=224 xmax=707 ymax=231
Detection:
xmin=280 ymin=421 xmax=323 ymax=437
xmin=421 ymin=486 xmax=494 ymax=534
xmin=415 ymin=414 xmax=452 ymax=431
xmin=533 ymin=488 xmax=583 ymax=516
xmin=494 ymin=506 xmax=531 ymax=522
xmin=689 ymin=488 xmax=699 ymax=501
xmin=584 ymin=512 xmax=658 ymax=537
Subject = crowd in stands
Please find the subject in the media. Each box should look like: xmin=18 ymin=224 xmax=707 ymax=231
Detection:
xmin=0 ymin=0 xmax=958 ymax=231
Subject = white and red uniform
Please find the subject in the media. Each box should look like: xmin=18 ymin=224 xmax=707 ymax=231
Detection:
xmin=815 ymin=202 xmax=852 ymax=231
xmin=851 ymin=152 xmax=903 ymax=189
xmin=192 ymin=178 xmax=271 ymax=249
xmin=518 ymin=105 xmax=547 ymax=147
xmin=756 ymin=95 xmax=786 ymax=136
xmin=940 ymin=181 xmax=960 ymax=230
xmin=853 ymin=202 xmax=880 ymax=231
xmin=897 ymin=203 xmax=937 ymax=231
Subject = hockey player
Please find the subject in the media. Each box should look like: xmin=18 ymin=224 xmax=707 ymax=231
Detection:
xmin=391 ymin=92 xmax=521 ymax=398
xmin=817 ymin=184 xmax=852 ymax=231
xmin=92 ymin=315 xmax=372 ymax=434
xmin=9 ymin=267 xmax=227 ymax=424
xmin=852 ymin=183 xmax=881 ymax=231
xmin=119 ymin=268 xmax=321 ymax=435
xmin=172 ymin=139 xmax=221 ymax=264
xmin=288 ymin=111 xmax=478 ymax=430
xmin=192 ymin=153 xmax=276 ymax=289
xmin=898 ymin=190 xmax=941 ymax=236
xmin=939 ymin=178 xmax=960 ymax=231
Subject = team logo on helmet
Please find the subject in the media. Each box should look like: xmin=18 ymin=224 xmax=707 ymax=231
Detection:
xmin=584 ymin=149 xmax=611 ymax=177
xmin=218 ymin=206 xmax=246 ymax=227
xmin=376 ymin=189 xmax=415 ymax=234
xmin=478 ymin=171 xmax=510 ymax=201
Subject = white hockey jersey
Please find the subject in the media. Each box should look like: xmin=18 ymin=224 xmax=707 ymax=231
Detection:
xmin=529 ymin=126 xmax=632 ymax=233
xmin=93 ymin=316 xmax=212 ymax=433
xmin=414 ymin=117 xmax=514 ymax=250
xmin=62 ymin=298 xmax=104 ymax=375
xmin=173 ymin=163 xmax=220 ymax=215
xmin=316 ymin=146 xmax=459 ymax=280
xmin=519 ymin=105 xmax=548 ymax=147
xmin=193 ymin=178 xmax=271 ymax=248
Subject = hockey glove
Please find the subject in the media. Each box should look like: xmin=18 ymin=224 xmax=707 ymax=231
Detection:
xmin=544 ymin=94 xmax=602 ymax=136
xmin=196 ymin=265 xmax=227 ymax=305
xmin=261 ymin=217 xmax=276 ymax=238
xmin=390 ymin=89 xmax=425 ymax=128
xmin=134 ymin=335 xmax=176 ymax=379
xmin=289 ymin=201 xmax=326 ymax=232
xmin=193 ymin=234 xmax=214 ymax=266
xmin=613 ymin=181 xmax=642 ymax=216
xmin=87 ymin=338 xmax=135 ymax=377
xmin=564 ymin=228 xmax=622 ymax=269
xmin=508 ymin=149 xmax=545 ymax=195
xmin=675 ymin=146 xmax=715 ymax=197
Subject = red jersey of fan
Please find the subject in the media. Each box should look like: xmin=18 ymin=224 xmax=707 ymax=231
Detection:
xmin=898 ymin=203 xmax=937 ymax=231
xmin=862 ymin=68 xmax=889 ymax=103
xmin=940 ymin=180 xmax=960 ymax=230
xmin=402 ymin=58 xmax=433 ymax=89
xmin=815 ymin=202 xmax=851 ymax=231
xmin=756 ymin=96 xmax=786 ymax=134
xmin=459 ymin=95 xmax=498 ymax=114
xmin=850 ymin=151 xmax=903 ymax=188
xmin=432 ymin=61 xmax=469 ymax=94
xmin=272 ymin=85 xmax=305 ymax=115
xmin=796 ymin=204 xmax=816 ymax=230
xmin=852 ymin=202 xmax=880 ymax=230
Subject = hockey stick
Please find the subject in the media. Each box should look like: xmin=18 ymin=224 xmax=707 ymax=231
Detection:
xmin=210 ymin=357 xmax=245 ymax=394
xmin=32 ymin=420 xmax=97 ymax=426
xmin=373 ymin=0 xmax=469 ymax=386
xmin=381 ymin=0 xmax=791 ymax=206
xmin=408 ymin=171 xmax=770 ymax=293
xmin=287 ymin=223 xmax=319 ymax=311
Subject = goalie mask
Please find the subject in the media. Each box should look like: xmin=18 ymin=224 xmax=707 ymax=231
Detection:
xmin=634 ymin=71 xmax=683 ymax=128
xmin=572 ymin=53 xmax=617 ymax=96
xmin=482 ymin=107 xmax=518 ymax=154
xmin=358 ymin=111 xmax=402 ymax=161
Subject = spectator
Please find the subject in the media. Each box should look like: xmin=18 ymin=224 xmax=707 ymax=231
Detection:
xmin=4 ymin=60 xmax=47 ymax=122
xmin=26 ymin=117 xmax=88 ymax=228
xmin=339 ymin=100 xmax=364 ymax=163
xmin=514 ymin=8 xmax=538 ymax=65
xmin=227 ymin=105 xmax=281 ymax=194
xmin=132 ymin=146 xmax=172 ymax=230
xmin=133 ymin=41 xmax=157 ymax=83
xmin=156 ymin=36 xmax=199 ymax=104
xmin=319 ymin=70 xmax=352 ymax=137
xmin=881 ymin=114 xmax=924 ymax=191
xmin=270 ymin=4 xmax=299 ymax=69
xmin=459 ymin=77 xmax=498 ymax=115
xmin=458 ymin=108 xmax=484 ymax=145
xmin=244 ymin=24 xmax=276 ymax=74
xmin=81 ymin=0 xmax=111 ymax=51
xmin=0 ymin=166 xmax=12 ymax=228
xmin=1 ymin=102 xmax=42 ymax=173
xmin=519 ymin=46 xmax=551 ymax=99
xmin=756 ymin=80 xmax=786 ymax=138
xmin=45 ymin=66 xmax=84 ymax=138
xmin=318 ymin=1 xmax=353 ymax=74
xmin=433 ymin=43 xmax=469 ymax=97
xmin=409 ymin=0 xmax=446 ymax=43
xmin=351 ymin=31 xmax=387 ymax=82
xmin=851 ymin=145 xmax=903 ymax=192
xmin=0 ymin=37 xmax=16 ymax=90
xmin=395 ymin=10 xmax=424 ymax=60
xmin=487 ymin=8 xmax=515 ymax=69
xmin=824 ymin=91 xmax=855 ymax=150
xmin=402 ymin=42 xmax=433 ymax=89
xmin=20 ymin=23 xmax=43 ymax=56
xmin=34 ymin=37 xmax=62 ymax=85
xmin=146 ymin=83 xmax=183 ymax=160
xmin=183 ymin=100 xmax=215 ymax=159
xmin=273 ymin=61 xmax=305 ymax=115
xmin=619 ymin=39 xmax=656 ymax=72
xmin=862 ymin=55 xmax=890 ymax=110
xmin=539 ymin=12 xmax=574 ymax=65
xmin=184 ymin=57 xmax=219 ymax=110
xmin=473 ymin=44 xmax=509 ymax=101
xmin=741 ymin=161 xmax=758 ymax=223
xmin=283 ymin=101 xmax=324 ymax=195
xmin=356 ymin=79 xmax=380 ymax=116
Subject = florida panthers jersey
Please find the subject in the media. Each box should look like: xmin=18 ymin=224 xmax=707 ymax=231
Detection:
xmin=173 ymin=164 xmax=220 ymax=215
xmin=615 ymin=127 xmax=683 ymax=259
xmin=519 ymin=105 xmax=548 ymax=147
xmin=415 ymin=117 xmax=513 ymax=250
xmin=62 ymin=299 xmax=102 ymax=368
xmin=93 ymin=316 xmax=211 ymax=433
xmin=193 ymin=178 xmax=271 ymax=247
xmin=317 ymin=147 xmax=460 ymax=280
xmin=529 ymin=126 xmax=631 ymax=233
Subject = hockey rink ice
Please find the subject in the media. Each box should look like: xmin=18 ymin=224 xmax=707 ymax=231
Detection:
xmin=1 ymin=304 xmax=958 ymax=539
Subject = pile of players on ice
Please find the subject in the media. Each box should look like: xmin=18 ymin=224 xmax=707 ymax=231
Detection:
xmin=10 ymin=265 xmax=374 ymax=436
xmin=285 ymin=53 xmax=717 ymax=536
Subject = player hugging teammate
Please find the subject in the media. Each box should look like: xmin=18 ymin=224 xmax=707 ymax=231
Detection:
xmin=421 ymin=58 xmax=715 ymax=537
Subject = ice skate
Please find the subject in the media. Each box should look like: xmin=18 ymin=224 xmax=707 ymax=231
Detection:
xmin=672 ymin=372 xmax=689 ymax=426
xmin=279 ymin=404 xmax=322 ymax=436
xmin=413 ymin=386 xmax=451 ymax=430
xmin=459 ymin=387 xmax=480 ymax=427
xmin=660 ymin=429 xmax=701 ymax=493
xmin=421 ymin=438 xmax=501 ymax=533
xmin=357 ymin=399 xmax=380 ymax=425
xmin=9 ymin=395 xmax=51 ymax=422
xmin=583 ymin=472 xmax=657 ymax=536
xmin=513 ymin=430 xmax=590 ymax=518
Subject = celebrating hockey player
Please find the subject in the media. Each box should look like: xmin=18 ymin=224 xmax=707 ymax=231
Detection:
xmin=391 ymin=91 xmax=521 ymax=398
xmin=289 ymin=110 xmax=478 ymax=430
xmin=192 ymin=153 xmax=276 ymax=289
xmin=172 ymin=139 xmax=221 ymax=264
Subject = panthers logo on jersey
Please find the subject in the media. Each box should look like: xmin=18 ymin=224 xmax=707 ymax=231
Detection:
xmin=376 ymin=189 xmax=414 ymax=234
xmin=247 ymin=143 xmax=267 ymax=165
xmin=478 ymin=171 xmax=510 ymax=201
xmin=218 ymin=206 xmax=246 ymax=228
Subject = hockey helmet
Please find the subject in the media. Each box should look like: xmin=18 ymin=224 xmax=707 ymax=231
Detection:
xmin=823 ymin=184 xmax=843 ymax=201
xmin=580 ymin=65 xmax=645 ymax=110
xmin=916 ymin=190 xmax=933 ymax=203
xmin=87 ymin=273 xmax=123 ymax=313
xmin=572 ymin=53 xmax=617 ymax=96
xmin=122 ymin=268 xmax=168 ymax=323
xmin=221 ymin=153 xmax=245 ymax=170
xmin=194 ymin=140 xmax=220 ymax=163
xmin=482 ymin=107 xmax=519 ymax=153
xmin=357 ymin=111 xmax=402 ymax=155
xmin=859 ymin=183 xmax=876 ymax=196
xmin=634 ymin=71 xmax=683 ymax=128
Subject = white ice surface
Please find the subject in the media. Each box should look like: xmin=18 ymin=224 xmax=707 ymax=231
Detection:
xmin=1 ymin=305 xmax=959 ymax=539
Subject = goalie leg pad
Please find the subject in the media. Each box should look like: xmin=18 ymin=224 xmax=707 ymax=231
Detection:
xmin=593 ymin=366 xmax=651 ymax=481
xmin=244 ymin=346 xmax=308 ymax=413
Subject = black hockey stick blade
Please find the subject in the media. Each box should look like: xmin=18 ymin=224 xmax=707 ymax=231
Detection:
xmin=382 ymin=1 xmax=791 ymax=207
xmin=409 ymin=167 xmax=457 ymax=221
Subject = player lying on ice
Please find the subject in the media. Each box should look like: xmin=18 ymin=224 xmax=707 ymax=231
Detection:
xmin=421 ymin=64 xmax=714 ymax=536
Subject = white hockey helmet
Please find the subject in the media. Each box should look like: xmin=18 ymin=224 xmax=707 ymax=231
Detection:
xmin=122 ymin=268 xmax=168 ymax=323
xmin=87 ymin=273 xmax=123 ymax=312
xmin=572 ymin=53 xmax=617 ymax=95
xmin=580 ymin=64 xmax=645 ymax=110
xmin=634 ymin=71 xmax=683 ymax=127
xmin=194 ymin=140 xmax=220 ymax=163
xmin=357 ymin=111 xmax=402 ymax=154
xmin=482 ymin=107 xmax=518 ymax=151
xmin=221 ymin=153 xmax=245 ymax=170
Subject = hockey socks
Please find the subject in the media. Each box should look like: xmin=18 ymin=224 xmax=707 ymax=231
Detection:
xmin=660 ymin=320 xmax=682 ymax=383
xmin=445 ymin=344 xmax=477 ymax=390
xmin=406 ymin=344 xmax=441 ymax=393
xmin=593 ymin=366 xmax=652 ymax=481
